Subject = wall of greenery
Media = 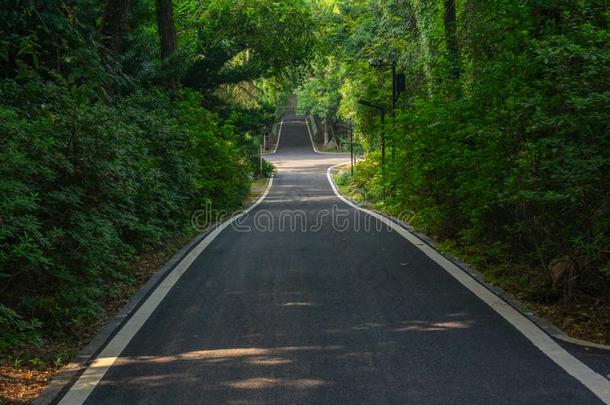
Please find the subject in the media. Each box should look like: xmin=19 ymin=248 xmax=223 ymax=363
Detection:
xmin=299 ymin=0 xmax=609 ymax=304
xmin=0 ymin=0 xmax=313 ymax=352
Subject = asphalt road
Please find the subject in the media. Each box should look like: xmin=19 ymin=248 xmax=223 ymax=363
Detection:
xmin=60 ymin=116 xmax=609 ymax=404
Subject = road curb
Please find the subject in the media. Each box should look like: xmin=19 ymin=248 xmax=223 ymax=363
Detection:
xmin=328 ymin=165 xmax=610 ymax=353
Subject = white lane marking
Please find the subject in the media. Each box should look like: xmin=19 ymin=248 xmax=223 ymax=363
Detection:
xmin=270 ymin=120 xmax=283 ymax=154
xmin=58 ymin=178 xmax=274 ymax=405
xmin=304 ymin=116 xmax=321 ymax=153
xmin=326 ymin=164 xmax=610 ymax=404
xmin=304 ymin=117 xmax=344 ymax=155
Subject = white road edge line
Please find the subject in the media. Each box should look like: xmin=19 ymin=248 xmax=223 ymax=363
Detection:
xmin=326 ymin=163 xmax=610 ymax=404
xmin=57 ymin=179 xmax=275 ymax=405
xmin=304 ymin=116 xmax=322 ymax=153
xmin=270 ymin=119 xmax=283 ymax=154
xmin=304 ymin=116 xmax=344 ymax=155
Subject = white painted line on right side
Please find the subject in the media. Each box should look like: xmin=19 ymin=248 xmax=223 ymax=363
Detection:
xmin=326 ymin=164 xmax=610 ymax=404
xmin=304 ymin=116 xmax=322 ymax=153
xmin=305 ymin=116 xmax=345 ymax=155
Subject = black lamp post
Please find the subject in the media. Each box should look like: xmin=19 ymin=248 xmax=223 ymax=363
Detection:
xmin=357 ymin=99 xmax=385 ymax=170
xmin=337 ymin=122 xmax=355 ymax=176
xmin=350 ymin=125 xmax=354 ymax=176
xmin=368 ymin=58 xmax=405 ymax=164
xmin=368 ymin=58 xmax=406 ymax=119
xmin=357 ymin=98 xmax=387 ymax=198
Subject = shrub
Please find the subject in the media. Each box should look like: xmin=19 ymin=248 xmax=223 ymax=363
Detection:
xmin=0 ymin=75 xmax=256 ymax=351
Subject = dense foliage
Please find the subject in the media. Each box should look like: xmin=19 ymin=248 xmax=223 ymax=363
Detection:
xmin=300 ymin=0 xmax=610 ymax=304
xmin=2 ymin=0 xmax=608 ymax=355
xmin=0 ymin=0 xmax=312 ymax=352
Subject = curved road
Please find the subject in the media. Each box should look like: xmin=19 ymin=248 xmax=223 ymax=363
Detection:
xmin=57 ymin=116 xmax=608 ymax=404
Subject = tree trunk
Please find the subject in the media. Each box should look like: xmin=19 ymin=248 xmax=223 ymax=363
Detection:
xmin=155 ymin=0 xmax=177 ymax=89
xmin=100 ymin=0 xmax=131 ymax=55
xmin=443 ymin=0 xmax=460 ymax=80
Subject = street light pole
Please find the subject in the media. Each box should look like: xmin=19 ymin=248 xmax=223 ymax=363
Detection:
xmin=358 ymin=98 xmax=387 ymax=199
xmin=368 ymin=58 xmax=405 ymax=162
xmin=259 ymin=126 xmax=265 ymax=175
xmin=391 ymin=61 xmax=396 ymax=162
xmin=391 ymin=61 xmax=396 ymax=119
xmin=380 ymin=109 xmax=385 ymax=170
xmin=368 ymin=58 xmax=404 ymax=115
xmin=350 ymin=126 xmax=354 ymax=176
xmin=357 ymin=99 xmax=385 ymax=171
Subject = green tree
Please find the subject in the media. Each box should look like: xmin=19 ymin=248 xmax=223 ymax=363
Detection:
xmin=155 ymin=0 xmax=177 ymax=89
xmin=182 ymin=0 xmax=316 ymax=90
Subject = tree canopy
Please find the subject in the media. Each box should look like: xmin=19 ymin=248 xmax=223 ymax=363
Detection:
xmin=0 ymin=0 xmax=307 ymax=353
xmin=299 ymin=0 xmax=610 ymax=331
xmin=1 ymin=0 xmax=609 ymax=360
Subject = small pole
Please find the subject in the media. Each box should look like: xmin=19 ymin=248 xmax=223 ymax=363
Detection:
xmin=350 ymin=126 xmax=354 ymax=176
xmin=391 ymin=61 xmax=396 ymax=119
xmin=391 ymin=61 xmax=396 ymax=162
xmin=380 ymin=110 xmax=385 ymax=171
xmin=259 ymin=143 xmax=263 ymax=175
xmin=381 ymin=110 xmax=386 ymax=200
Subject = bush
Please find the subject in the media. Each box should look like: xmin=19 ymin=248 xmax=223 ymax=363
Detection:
xmin=0 ymin=74 xmax=256 ymax=351
xmin=373 ymin=3 xmax=610 ymax=299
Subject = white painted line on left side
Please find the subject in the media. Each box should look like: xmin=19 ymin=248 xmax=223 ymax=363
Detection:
xmin=58 ymin=177 xmax=274 ymax=405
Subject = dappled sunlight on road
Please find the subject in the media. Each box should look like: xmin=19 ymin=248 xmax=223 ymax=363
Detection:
xmin=392 ymin=320 xmax=475 ymax=332
xmin=280 ymin=301 xmax=319 ymax=307
xmin=223 ymin=377 xmax=330 ymax=390
xmin=104 ymin=345 xmax=345 ymax=366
